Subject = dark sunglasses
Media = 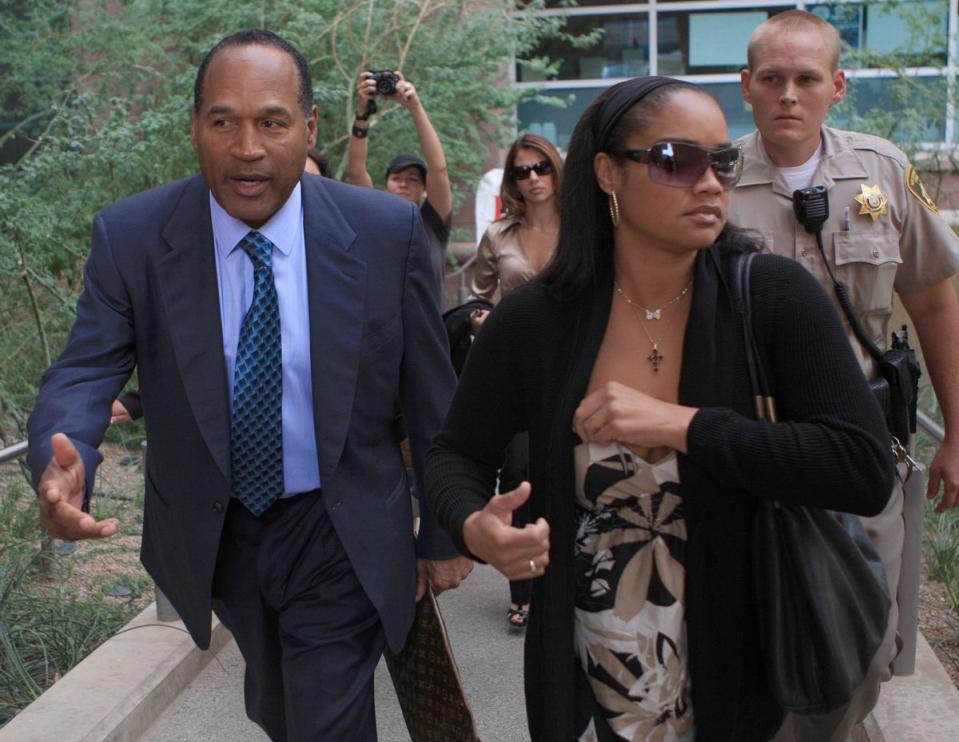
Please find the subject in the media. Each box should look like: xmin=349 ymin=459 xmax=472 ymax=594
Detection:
xmin=510 ymin=159 xmax=554 ymax=181
xmin=621 ymin=142 xmax=743 ymax=190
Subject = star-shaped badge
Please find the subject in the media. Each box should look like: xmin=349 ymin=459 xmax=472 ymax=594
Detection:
xmin=854 ymin=184 xmax=888 ymax=222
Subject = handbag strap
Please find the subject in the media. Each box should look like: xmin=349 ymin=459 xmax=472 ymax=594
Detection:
xmin=731 ymin=252 xmax=778 ymax=422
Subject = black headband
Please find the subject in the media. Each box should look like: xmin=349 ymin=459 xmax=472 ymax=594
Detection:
xmin=593 ymin=76 xmax=683 ymax=152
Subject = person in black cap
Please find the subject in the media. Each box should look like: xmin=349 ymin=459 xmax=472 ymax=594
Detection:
xmin=347 ymin=71 xmax=452 ymax=306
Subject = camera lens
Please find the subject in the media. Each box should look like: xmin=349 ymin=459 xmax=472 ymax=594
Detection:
xmin=370 ymin=71 xmax=398 ymax=96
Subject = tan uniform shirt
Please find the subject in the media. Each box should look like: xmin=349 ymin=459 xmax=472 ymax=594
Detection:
xmin=730 ymin=126 xmax=959 ymax=376
xmin=470 ymin=217 xmax=538 ymax=302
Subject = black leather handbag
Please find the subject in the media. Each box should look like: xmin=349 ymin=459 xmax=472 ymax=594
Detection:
xmin=731 ymin=251 xmax=891 ymax=715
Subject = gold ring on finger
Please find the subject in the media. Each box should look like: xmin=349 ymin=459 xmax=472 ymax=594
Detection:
xmin=529 ymin=559 xmax=536 ymax=574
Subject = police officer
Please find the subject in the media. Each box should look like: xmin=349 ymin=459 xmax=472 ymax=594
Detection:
xmin=730 ymin=10 xmax=959 ymax=741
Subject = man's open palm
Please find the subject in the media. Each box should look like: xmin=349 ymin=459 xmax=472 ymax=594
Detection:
xmin=38 ymin=433 xmax=118 ymax=540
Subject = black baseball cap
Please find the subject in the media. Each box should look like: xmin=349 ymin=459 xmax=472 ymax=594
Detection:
xmin=385 ymin=154 xmax=427 ymax=180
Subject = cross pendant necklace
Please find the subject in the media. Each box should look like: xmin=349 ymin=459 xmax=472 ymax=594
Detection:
xmin=615 ymin=277 xmax=693 ymax=373
xmin=647 ymin=345 xmax=665 ymax=372
xmin=638 ymin=323 xmax=668 ymax=372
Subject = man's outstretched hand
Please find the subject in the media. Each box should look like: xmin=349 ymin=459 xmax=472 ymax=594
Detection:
xmin=37 ymin=433 xmax=118 ymax=540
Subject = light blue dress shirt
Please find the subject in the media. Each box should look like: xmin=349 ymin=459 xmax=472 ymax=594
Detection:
xmin=209 ymin=183 xmax=321 ymax=496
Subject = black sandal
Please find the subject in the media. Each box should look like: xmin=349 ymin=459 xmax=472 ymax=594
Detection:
xmin=507 ymin=606 xmax=529 ymax=628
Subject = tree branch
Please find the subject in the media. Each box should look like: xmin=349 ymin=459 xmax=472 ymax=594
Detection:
xmin=15 ymin=236 xmax=51 ymax=368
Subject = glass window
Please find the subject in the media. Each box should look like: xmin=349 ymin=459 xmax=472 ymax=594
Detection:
xmin=810 ymin=1 xmax=947 ymax=65
xmin=516 ymin=2 xmax=953 ymax=148
xmin=519 ymin=13 xmax=649 ymax=82
xmin=541 ymin=0 xmax=627 ymax=6
xmin=657 ymin=8 xmax=781 ymax=75
xmin=705 ymin=83 xmax=757 ymax=142
xmin=517 ymin=88 xmax=604 ymax=151
xmin=830 ymin=75 xmax=947 ymax=143
xmin=516 ymin=83 xmax=756 ymax=153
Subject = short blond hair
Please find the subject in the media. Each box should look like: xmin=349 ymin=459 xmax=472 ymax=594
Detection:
xmin=747 ymin=10 xmax=842 ymax=72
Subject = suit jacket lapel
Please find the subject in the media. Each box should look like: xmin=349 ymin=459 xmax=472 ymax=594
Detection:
xmin=301 ymin=177 xmax=365 ymax=480
xmin=156 ymin=176 xmax=231 ymax=482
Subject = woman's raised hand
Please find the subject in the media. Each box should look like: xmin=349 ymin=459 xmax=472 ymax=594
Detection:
xmin=573 ymin=381 xmax=697 ymax=453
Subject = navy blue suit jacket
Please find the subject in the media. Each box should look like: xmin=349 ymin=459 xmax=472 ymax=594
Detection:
xmin=27 ymin=173 xmax=458 ymax=650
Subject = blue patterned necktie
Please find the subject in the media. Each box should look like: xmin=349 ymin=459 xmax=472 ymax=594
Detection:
xmin=230 ymin=231 xmax=283 ymax=516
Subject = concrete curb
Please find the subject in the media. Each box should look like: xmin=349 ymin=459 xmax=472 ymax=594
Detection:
xmin=0 ymin=602 xmax=230 ymax=742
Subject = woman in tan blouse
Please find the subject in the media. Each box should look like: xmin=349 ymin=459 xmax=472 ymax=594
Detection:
xmin=470 ymin=134 xmax=564 ymax=314
xmin=470 ymin=134 xmax=564 ymax=627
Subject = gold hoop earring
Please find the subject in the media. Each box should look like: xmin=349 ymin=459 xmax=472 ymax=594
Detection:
xmin=608 ymin=192 xmax=620 ymax=228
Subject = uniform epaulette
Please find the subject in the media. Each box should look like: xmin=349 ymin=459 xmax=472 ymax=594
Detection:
xmin=834 ymin=127 xmax=909 ymax=168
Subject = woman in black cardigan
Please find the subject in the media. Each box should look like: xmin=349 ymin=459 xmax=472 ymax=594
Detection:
xmin=426 ymin=77 xmax=895 ymax=741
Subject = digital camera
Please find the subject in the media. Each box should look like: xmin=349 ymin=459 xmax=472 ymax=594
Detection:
xmin=369 ymin=70 xmax=399 ymax=96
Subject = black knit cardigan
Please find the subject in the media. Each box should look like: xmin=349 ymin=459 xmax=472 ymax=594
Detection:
xmin=425 ymin=243 xmax=895 ymax=741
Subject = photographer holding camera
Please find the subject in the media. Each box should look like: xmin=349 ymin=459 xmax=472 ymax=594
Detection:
xmin=348 ymin=70 xmax=453 ymax=306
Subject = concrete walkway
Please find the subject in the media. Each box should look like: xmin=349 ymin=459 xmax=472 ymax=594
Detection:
xmin=4 ymin=561 xmax=959 ymax=741
xmin=141 ymin=563 xmax=525 ymax=741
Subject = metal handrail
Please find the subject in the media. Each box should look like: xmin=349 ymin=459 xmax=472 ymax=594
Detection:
xmin=0 ymin=440 xmax=27 ymax=465
xmin=444 ymin=252 xmax=478 ymax=306
xmin=0 ymin=409 xmax=945 ymax=465
xmin=918 ymin=410 xmax=945 ymax=444
xmin=447 ymin=251 xmax=477 ymax=279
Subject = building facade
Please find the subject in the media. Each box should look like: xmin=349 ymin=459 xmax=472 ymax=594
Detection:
xmin=515 ymin=0 xmax=956 ymax=155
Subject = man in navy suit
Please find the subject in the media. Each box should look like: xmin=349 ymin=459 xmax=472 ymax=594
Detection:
xmin=27 ymin=29 xmax=472 ymax=741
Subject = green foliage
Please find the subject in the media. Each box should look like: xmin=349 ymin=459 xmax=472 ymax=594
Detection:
xmin=0 ymin=572 xmax=134 ymax=725
xmin=0 ymin=0 xmax=570 ymax=444
xmin=917 ymin=384 xmax=959 ymax=625
xmin=925 ymin=504 xmax=959 ymax=582
xmin=0 ymin=476 xmax=135 ymax=725
xmin=922 ymin=477 xmax=959 ymax=629
xmin=0 ymin=448 xmax=151 ymax=726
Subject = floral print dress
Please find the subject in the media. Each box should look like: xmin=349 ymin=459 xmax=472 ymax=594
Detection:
xmin=573 ymin=442 xmax=694 ymax=742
